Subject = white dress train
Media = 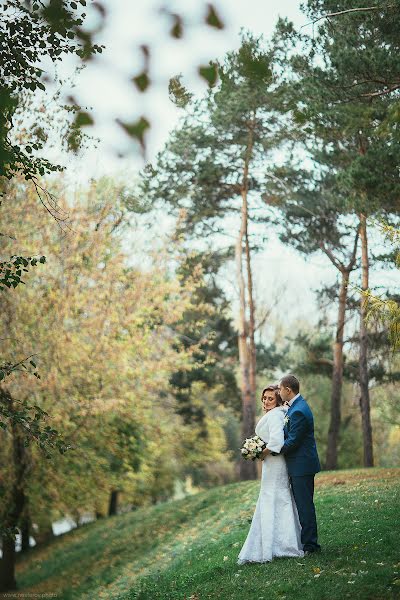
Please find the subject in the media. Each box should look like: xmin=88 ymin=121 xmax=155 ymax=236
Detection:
xmin=237 ymin=406 xmax=304 ymax=564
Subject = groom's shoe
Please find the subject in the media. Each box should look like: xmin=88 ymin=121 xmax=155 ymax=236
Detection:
xmin=304 ymin=546 xmax=321 ymax=556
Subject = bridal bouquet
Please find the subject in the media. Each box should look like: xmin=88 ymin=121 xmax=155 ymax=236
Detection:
xmin=240 ymin=435 xmax=266 ymax=460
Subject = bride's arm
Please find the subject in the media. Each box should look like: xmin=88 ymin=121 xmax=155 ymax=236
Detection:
xmin=260 ymin=410 xmax=284 ymax=459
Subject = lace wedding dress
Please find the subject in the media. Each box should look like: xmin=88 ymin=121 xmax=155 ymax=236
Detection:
xmin=237 ymin=406 xmax=304 ymax=564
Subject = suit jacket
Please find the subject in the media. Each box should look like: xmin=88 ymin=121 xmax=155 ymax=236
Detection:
xmin=279 ymin=395 xmax=321 ymax=476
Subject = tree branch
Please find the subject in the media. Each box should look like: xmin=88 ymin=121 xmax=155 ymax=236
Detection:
xmin=319 ymin=241 xmax=344 ymax=272
xmin=303 ymin=5 xmax=396 ymax=28
xmin=346 ymin=226 xmax=361 ymax=272
xmin=360 ymin=83 xmax=400 ymax=98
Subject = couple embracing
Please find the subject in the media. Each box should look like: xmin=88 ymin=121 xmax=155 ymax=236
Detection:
xmin=237 ymin=374 xmax=321 ymax=565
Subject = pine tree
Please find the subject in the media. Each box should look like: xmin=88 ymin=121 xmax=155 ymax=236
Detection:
xmin=141 ymin=33 xmax=282 ymax=479
xmin=271 ymin=2 xmax=400 ymax=466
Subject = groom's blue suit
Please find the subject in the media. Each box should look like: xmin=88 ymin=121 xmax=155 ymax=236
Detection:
xmin=274 ymin=394 xmax=321 ymax=552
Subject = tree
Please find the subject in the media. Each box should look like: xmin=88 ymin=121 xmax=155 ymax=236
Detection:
xmin=1 ymin=173 xmax=239 ymax=589
xmin=265 ymin=165 xmax=360 ymax=469
xmin=0 ymin=3 xmax=225 ymax=591
xmin=0 ymin=0 xmax=104 ymax=183
xmin=0 ymin=175 xmax=195 ymax=589
xmin=0 ymin=0 xmax=225 ymax=372
xmin=141 ymin=33 xmax=281 ymax=479
xmin=303 ymin=1 xmax=400 ymax=100
xmin=169 ymin=248 xmax=240 ymax=430
xmin=271 ymin=2 xmax=400 ymax=467
xmin=363 ymin=222 xmax=400 ymax=352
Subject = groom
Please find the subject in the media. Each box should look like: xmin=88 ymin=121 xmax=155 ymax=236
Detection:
xmin=276 ymin=374 xmax=321 ymax=554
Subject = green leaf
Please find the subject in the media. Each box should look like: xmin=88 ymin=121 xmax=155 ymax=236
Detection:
xmin=198 ymin=63 xmax=218 ymax=87
xmin=168 ymin=75 xmax=193 ymax=108
xmin=75 ymin=111 xmax=94 ymax=128
xmin=132 ymin=72 xmax=150 ymax=92
xmin=205 ymin=4 xmax=224 ymax=30
xmin=170 ymin=14 xmax=183 ymax=39
xmin=117 ymin=116 xmax=150 ymax=149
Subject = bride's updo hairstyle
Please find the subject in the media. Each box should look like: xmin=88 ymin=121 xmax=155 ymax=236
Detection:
xmin=261 ymin=384 xmax=284 ymax=407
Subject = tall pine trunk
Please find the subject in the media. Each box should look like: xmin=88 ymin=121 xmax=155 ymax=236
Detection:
xmin=238 ymin=125 xmax=257 ymax=481
xmin=359 ymin=213 xmax=374 ymax=466
xmin=245 ymin=227 xmax=257 ymax=412
xmin=325 ymin=269 xmax=349 ymax=470
xmin=322 ymin=230 xmax=359 ymax=470
xmin=236 ymin=208 xmax=256 ymax=480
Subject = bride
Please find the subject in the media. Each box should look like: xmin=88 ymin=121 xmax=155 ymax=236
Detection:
xmin=237 ymin=384 xmax=304 ymax=564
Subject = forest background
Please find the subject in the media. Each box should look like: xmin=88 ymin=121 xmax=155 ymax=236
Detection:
xmin=0 ymin=0 xmax=399 ymax=592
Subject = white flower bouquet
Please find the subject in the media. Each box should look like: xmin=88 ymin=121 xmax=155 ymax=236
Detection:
xmin=240 ymin=434 xmax=266 ymax=460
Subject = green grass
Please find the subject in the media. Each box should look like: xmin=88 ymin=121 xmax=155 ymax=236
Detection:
xmin=10 ymin=468 xmax=400 ymax=600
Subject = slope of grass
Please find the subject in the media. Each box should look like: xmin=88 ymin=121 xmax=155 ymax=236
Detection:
xmin=9 ymin=467 xmax=400 ymax=600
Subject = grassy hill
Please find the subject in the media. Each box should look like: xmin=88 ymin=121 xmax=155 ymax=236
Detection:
xmin=10 ymin=468 xmax=400 ymax=600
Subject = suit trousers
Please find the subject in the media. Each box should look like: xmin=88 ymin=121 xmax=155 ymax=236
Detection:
xmin=289 ymin=474 xmax=321 ymax=552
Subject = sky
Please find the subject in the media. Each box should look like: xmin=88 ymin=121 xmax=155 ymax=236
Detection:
xmin=49 ymin=0 xmax=396 ymax=342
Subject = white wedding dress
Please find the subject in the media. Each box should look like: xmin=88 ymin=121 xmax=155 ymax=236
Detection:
xmin=237 ymin=406 xmax=304 ymax=564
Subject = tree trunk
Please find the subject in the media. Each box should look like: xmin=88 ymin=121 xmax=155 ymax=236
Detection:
xmin=0 ymin=535 xmax=17 ymax=592
xmin=236 ymin=215 xmax=256 ymax=480
xmin=237 ymin=125 xmax=257 ymax=481
xmin=325 ymin=269 xmax=349 ymax=470
xmin=359 ymin=213 xmax=374 ymax=466
xmin=244 ymin=225 xmax=257 ymax=411
xmin=0 ymin=389 xmax=29 ymax=593
xmin=20 ymin=511 xmax=31 ymax=553
xmin=34 ymin=521 xmax=54 ymax=546
xmin=320 ymin=229 xmax=359 ymax=471
xmin=108 ymin=490 xmax=119 ymax=516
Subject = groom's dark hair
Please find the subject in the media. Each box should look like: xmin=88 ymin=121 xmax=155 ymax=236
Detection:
xmin=280 ymin=374 xmax=300 ymax=394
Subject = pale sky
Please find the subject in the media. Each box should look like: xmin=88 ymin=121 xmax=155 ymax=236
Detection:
xmin=48 ymin=0 xmax=396 ymax=341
